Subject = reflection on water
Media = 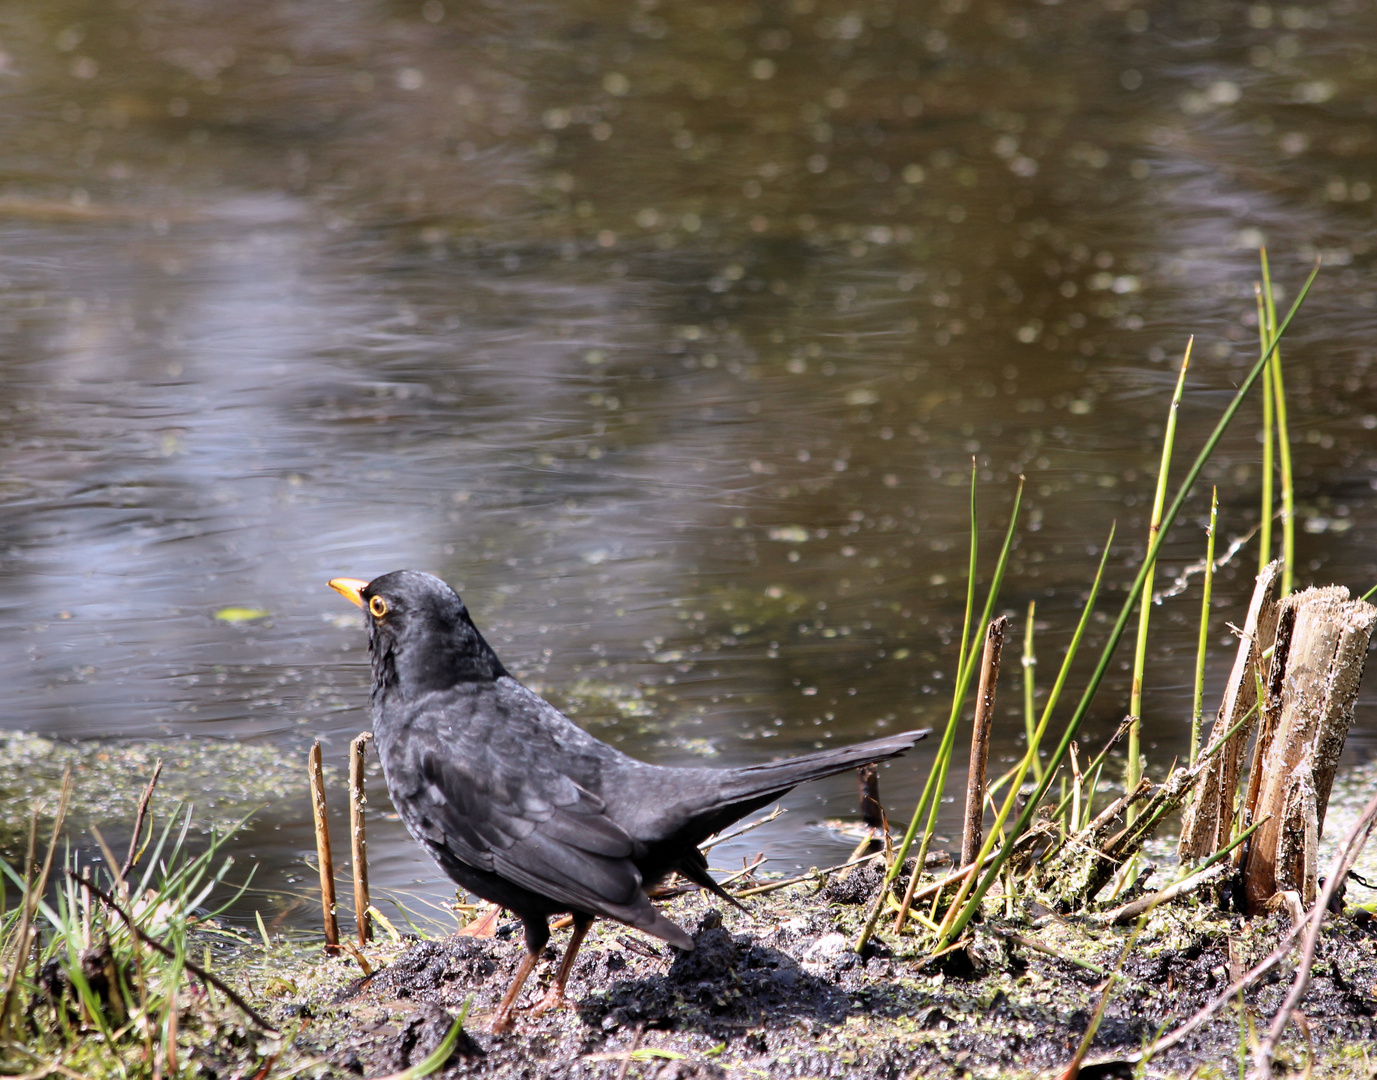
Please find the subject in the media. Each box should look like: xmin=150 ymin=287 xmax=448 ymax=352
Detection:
xmin=2 ymin=0 xmax=1376 ymax=926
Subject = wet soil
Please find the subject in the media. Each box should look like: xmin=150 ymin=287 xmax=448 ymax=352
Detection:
xmin=274 ymin=874 xmax=1377 ymax=1079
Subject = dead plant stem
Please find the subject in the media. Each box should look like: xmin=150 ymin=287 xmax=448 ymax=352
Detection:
xmin=309 ymin=741 xmax=340 ymax=953
xmin=961 ymin=618 xmax=1007 ymax=868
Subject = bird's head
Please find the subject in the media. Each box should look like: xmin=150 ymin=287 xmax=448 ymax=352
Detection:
xmin=329 ymin=570 xmax=507 ymax=699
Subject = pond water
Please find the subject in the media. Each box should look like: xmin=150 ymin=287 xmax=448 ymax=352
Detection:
xmin=2 ymin=0 xmax=1376 ymax=929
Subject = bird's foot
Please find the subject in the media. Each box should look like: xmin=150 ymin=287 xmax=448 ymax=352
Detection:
xmin=527 ymin=985 xmax=571 ymax=1016
xmin=488 ymin=1007 xmax=517 ymax=1035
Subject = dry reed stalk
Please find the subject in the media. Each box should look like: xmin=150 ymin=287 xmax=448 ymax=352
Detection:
xmin=118 ymin=759 xmax=163 ymax=890
xmin=309 ymin=741 xmax=340 ymax=954
xmin=350 ymin=732 xmax=374 ymax=947
xmin=960 ymin=617 xmax=1007 ymax=868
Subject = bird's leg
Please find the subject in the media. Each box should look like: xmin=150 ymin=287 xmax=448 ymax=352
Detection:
xmin=489 ymin=951 xmax=538 ymax=1034
xmin=529 ymin=914 xmax=593 ymax=1015
xmin=489 ymin=918 xmax=549 ymax=1034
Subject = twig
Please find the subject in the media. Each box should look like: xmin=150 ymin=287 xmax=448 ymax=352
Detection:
xmin=350 ymin=733 xmax=373 ymax=948
xmin=309 ymin=742 xmax=340 ymax=954
xmin=699 ymin=805 xmax=785 ymax=852
xmin=613 ymin=1022 xmax=645 ymax=1080
xmin=986 ymin=928 xmax=1105 ymax=976
xmin=1050 ymin=717 xmax=1133 ymax=822
xmin=734 ymin=850 xmax=884 ymax=898
xmin=119 ymin=760 xmax=164 ymax=886
xmin=1095 ymin=817 xmax=1266 ymax=926
xmin=717 ymin=854 xmax=768 ymax=888
xmin=1096 ymin=863 xmax=1227 ymax=926
xmin=1068 ymin=742 xmax=1083 ymax=833
xmin=961 ymin=618 xmax=1007 ymax=868
xmin=648 ymin=854 xmax=769 ymax=901
xmin=1251 ymin=784 xmax=1377 ymax=1077
xmin=71 ymin=871 xmax=279 ymax=1034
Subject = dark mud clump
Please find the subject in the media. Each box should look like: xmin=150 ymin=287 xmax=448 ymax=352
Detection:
xmin=281 ymin=885 xmax=1377 ymax=1078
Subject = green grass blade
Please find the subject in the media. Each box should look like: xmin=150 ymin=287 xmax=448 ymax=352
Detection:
xmin=905 ymin=474 xmax=1025 ymax=880
xmin=1257 ymin=275 xmax=1274 ymax=574
xmin=887 ymin=463 xmax=981 ymax=876
xmin=1191 ymin=487 xmax=1218 ymax=767
xmin=1023 ymin=601 xmax=1041 ymax=782
xmin=934 ymin=528 xmax=1113 ymax=938
xmin=1262 ymin=252 xmax=1294 ymax=596
xmin=856 ymin=475 xmax=1023 ymax=950
xmin=1127 ymin=339 xmax=1192 ymax=796
xmin=957 ymin=458 xmax=980 ymax=698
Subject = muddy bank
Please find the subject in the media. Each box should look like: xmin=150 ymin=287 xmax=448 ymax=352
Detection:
xmin=272 ymin=870 xmax=1377 ymax=1079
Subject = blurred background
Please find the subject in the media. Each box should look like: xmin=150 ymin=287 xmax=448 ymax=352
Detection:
xmin=2 ymin=0 xmax=1376 ymax=930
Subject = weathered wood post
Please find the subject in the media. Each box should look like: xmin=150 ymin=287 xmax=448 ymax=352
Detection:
xmin=1240 ymin=586 xmax=1377 ymax=911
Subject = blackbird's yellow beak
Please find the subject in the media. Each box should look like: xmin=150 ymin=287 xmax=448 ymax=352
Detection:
xmin=329 ymin=578 xmax=369 ymax=609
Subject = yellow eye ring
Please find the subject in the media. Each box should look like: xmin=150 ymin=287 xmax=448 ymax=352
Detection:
xmin=368 ymin=595 xmax=388 ymax=618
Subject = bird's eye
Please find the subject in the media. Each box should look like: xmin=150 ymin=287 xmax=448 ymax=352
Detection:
xmin=369 ymin=595 xmax=388 ymax=618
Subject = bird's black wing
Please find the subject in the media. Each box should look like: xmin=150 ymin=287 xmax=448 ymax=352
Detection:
xmin=387 ymin=686 xmax=653 ymax=922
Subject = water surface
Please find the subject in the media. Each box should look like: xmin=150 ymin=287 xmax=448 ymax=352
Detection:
xmin=3 ymin=0 xmax=1376 ymax=927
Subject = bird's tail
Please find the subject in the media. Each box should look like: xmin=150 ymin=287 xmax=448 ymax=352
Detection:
xmin=714 ymin=729 xmax=928 ymax=804
xmin=634 ymin=729 xmax=929 ymax=872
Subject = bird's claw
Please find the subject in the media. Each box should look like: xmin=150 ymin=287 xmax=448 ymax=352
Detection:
xmin=527 ymin=987 xmax=571 ymax=1016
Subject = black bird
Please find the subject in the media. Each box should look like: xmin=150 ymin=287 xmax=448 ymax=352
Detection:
xmin=329 ymin=570 xmax=927 ymax=1032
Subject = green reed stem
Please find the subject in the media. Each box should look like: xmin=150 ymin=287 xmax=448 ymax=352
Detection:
xmin=855 ymin=472 xmax=1023 ymax=952
xmin=934 ymin=530 xmax=1114 ymax=939
xmin=1127 ymin=339 xmax=1192 ymax=799
xmin=1262 ymin=251 xmax=1294 ymax=596
xmin=1190 ymin=487 xmax=1218 ymax=767
xmin=883 ymin=465 xmax=978 ymax=903
xmin=1257 ymin=280 xmax=1274 ymax=575
xmin=1022 ymin=600 xmax=1041 ymax=783
xmin=935 ymin=259 xmax=1320 ymax=950
xmin=904 ymin=460 xmax=984 ymax=880
xmin=895 ymin=477 xmax=1023 ymax=929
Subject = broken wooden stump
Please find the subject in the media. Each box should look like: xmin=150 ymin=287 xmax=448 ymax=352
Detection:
xmin=1031 ymin=574 xmax=1372 ymax=918
xmin=1177 ymin=568 xmax=1375 ymax=913
xmin=1239 ymin=585 xmax=1376 ymax=911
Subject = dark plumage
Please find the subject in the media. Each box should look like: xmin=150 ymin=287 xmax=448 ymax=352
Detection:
xmin=329 ymin=570 xmax=927 ymax=1031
